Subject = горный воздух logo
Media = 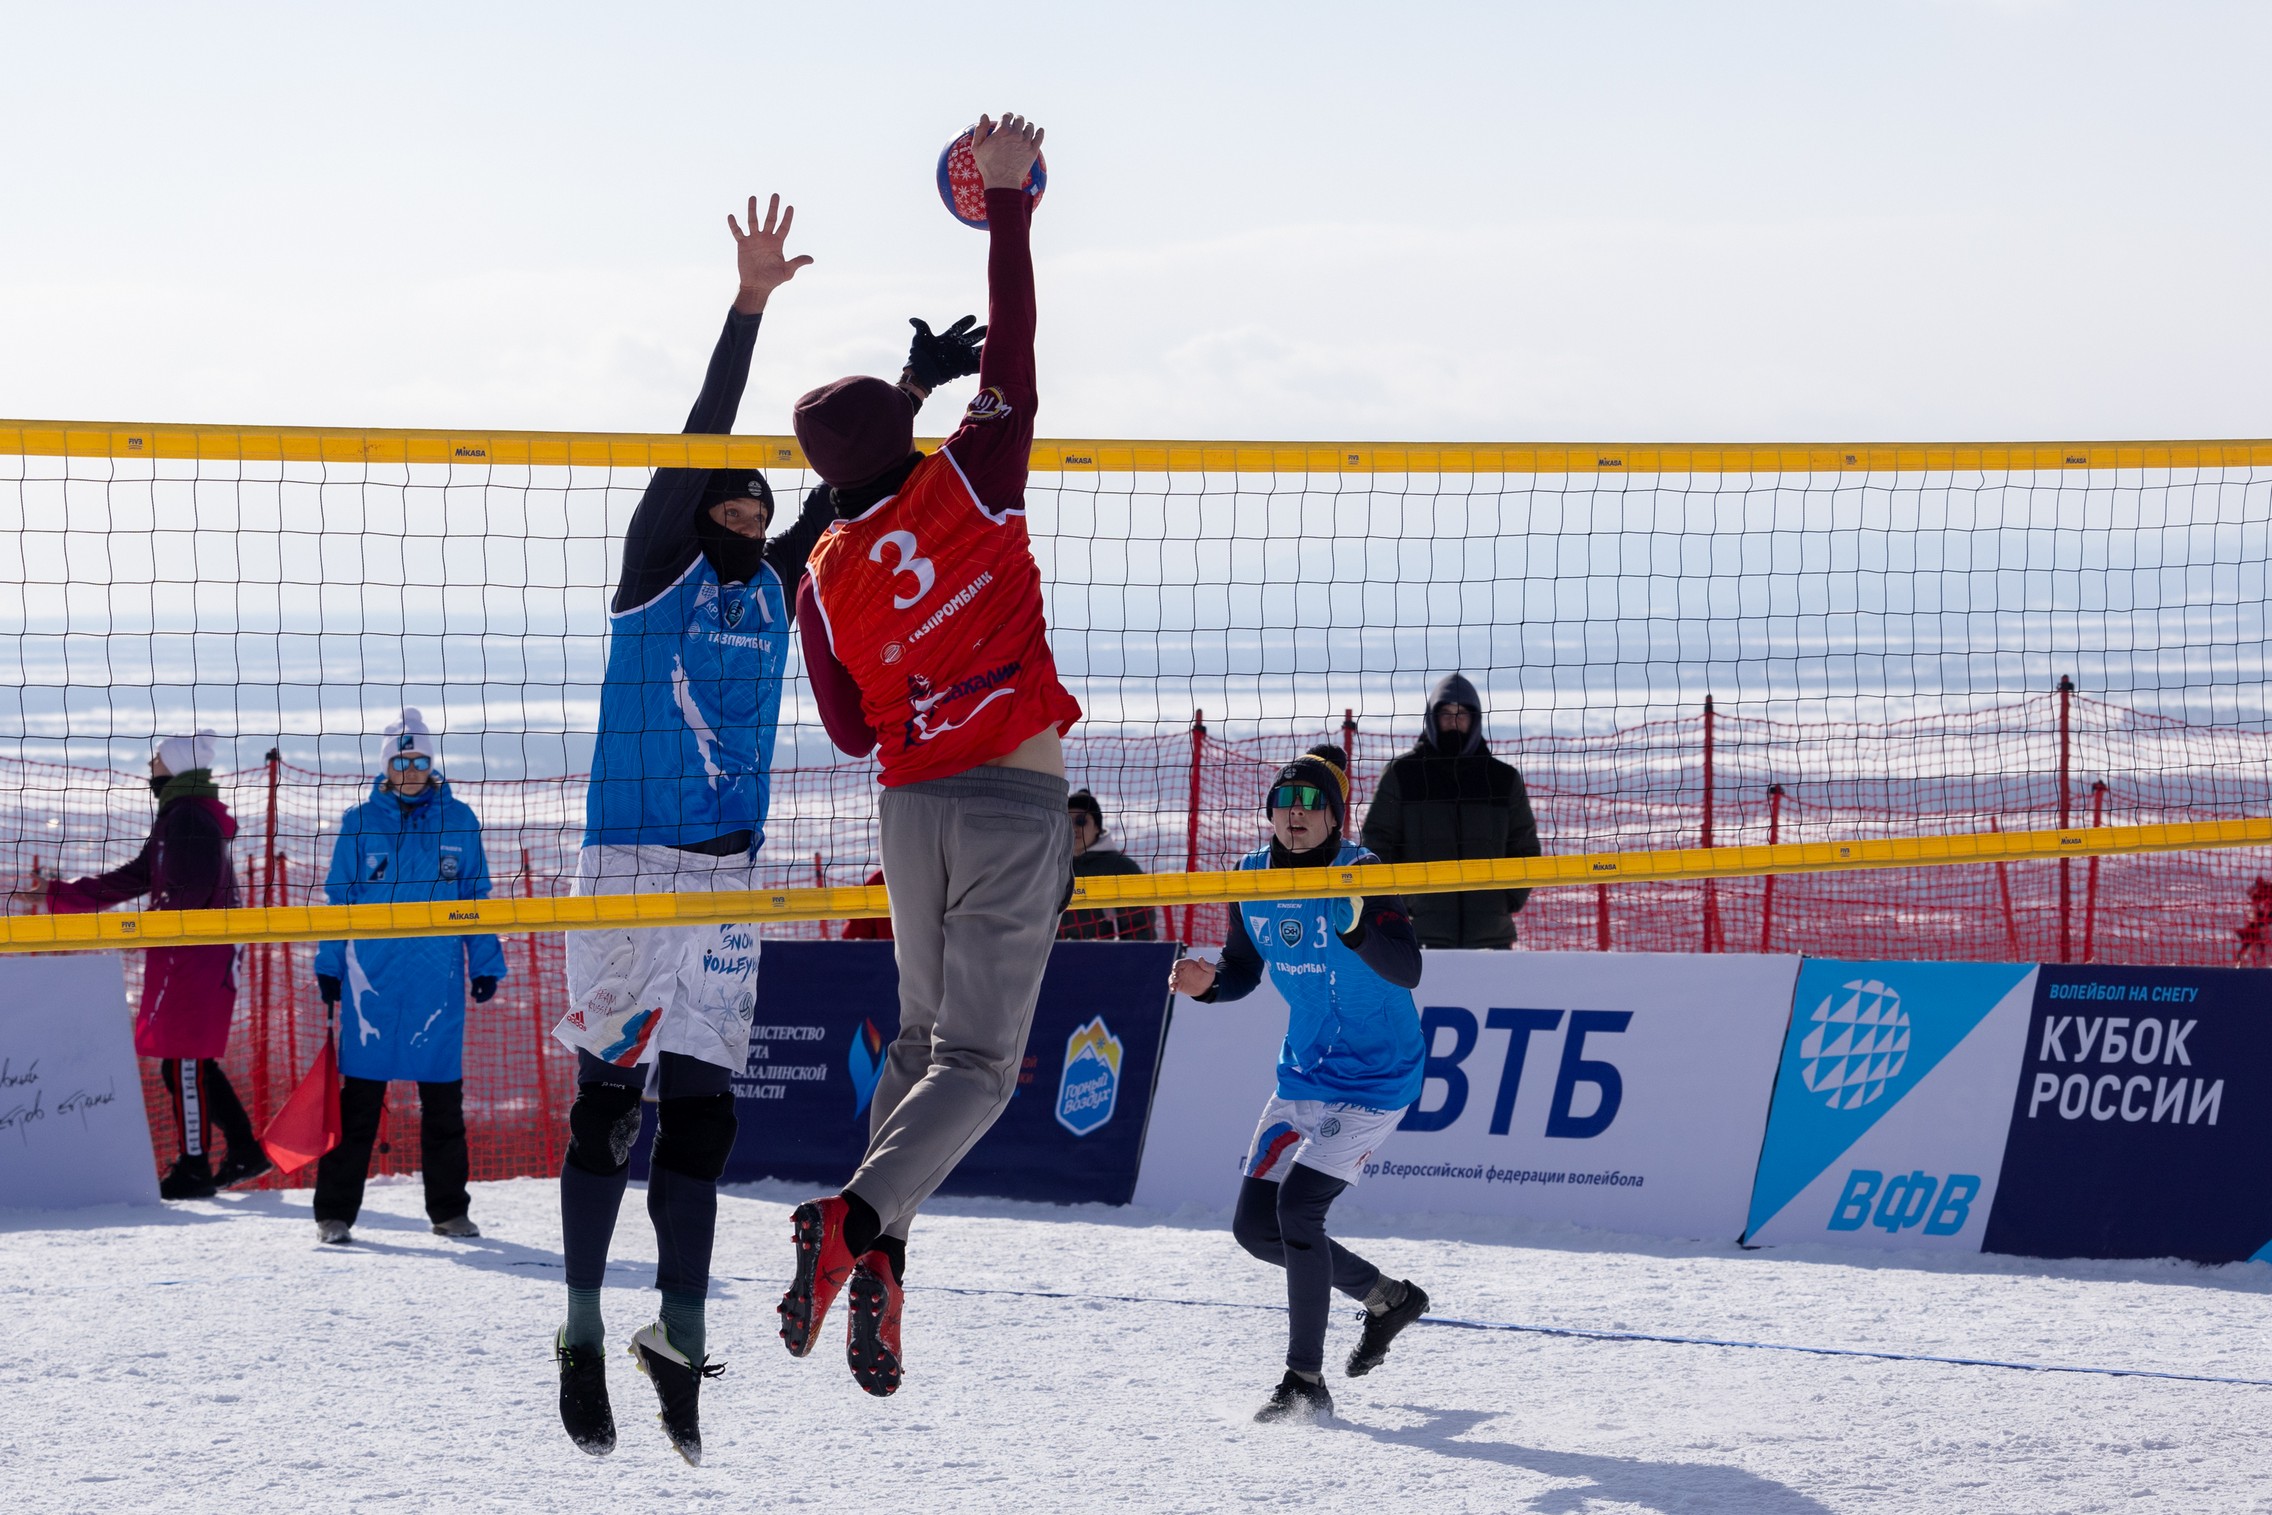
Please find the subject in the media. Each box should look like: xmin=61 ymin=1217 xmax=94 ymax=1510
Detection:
xmin=1056 ymin=1016 xmax=1123 ymax=1137
xmin=1799 ymin=978 xmax=1912 ymax=1110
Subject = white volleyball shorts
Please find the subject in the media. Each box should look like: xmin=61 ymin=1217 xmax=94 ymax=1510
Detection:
xmin=552 ymin=843 xmax=762 ymax=1076
xmin=1242 ymin=1095 xmax=1401 ymax=1186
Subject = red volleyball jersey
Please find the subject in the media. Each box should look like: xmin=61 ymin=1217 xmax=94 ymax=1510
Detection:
xmin=805 ymin=449 xmax=1081 ymax=786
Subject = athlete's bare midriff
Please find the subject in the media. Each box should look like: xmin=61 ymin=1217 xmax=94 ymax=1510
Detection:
xmin=983 ymin=724 xmax=1064 ymax=778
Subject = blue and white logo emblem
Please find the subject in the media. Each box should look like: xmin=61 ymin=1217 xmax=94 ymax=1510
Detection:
xmin=1799 ymin=978 xmax=1911 ymax=1110
xmin=722 ymin=590 xmax=747 ymax=630
xmin=1278 ymin=917 xmax=1305 ymax=948
xmin=438 ymin=854 xmax=460 ymax=881
xmin=1055 ymin=1016 xmax=1124 ymax=1137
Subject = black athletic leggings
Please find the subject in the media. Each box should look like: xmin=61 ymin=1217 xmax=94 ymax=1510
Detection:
xmin=560 ymin=1051 xmax=736 ymax=1301
xmin=312 ymin=1077 xmax=470 ymax=1225
xmin=159 ymin=1058 xmax=257 ymax=1162
xmin=1233 ymin=1166 xmax=1384 ymax=1375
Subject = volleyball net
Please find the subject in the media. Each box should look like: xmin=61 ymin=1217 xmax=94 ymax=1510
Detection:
xmin=7 ymin=421 xmax=2272 ymax=1179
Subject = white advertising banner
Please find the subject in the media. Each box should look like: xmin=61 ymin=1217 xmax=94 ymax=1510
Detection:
xmin=0 ymin=953 xmax=160 ymax=1209
xmin=1135 ymin=949 xmax=1801 ymax=1241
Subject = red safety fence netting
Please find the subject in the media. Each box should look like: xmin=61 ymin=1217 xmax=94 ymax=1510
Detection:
xmin=5 ymin=689 xmax=2269 ymax=1187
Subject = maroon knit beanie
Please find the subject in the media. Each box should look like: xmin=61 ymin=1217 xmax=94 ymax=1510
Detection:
xmin=792 ymin=376 xmax=916 ymax=487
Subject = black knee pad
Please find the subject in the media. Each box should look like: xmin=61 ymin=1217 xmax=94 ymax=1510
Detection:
xmin=565 ymin=1082 xmax=644 ymax=1178
xmin=651 ymin=1093 xmax=738 ymax=1183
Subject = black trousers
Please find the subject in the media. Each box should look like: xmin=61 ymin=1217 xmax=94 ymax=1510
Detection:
xmin=313 ymin=1076 xmax=471 ymax=1225
xmin=159 ymin=1058 xmax=257 ymax=1162
xmin=1233 ymin=1168 xmax=1384 ymax=1375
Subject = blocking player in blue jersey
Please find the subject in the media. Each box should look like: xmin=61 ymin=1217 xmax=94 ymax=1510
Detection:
xmin=548 ymin=193 xmax=985 ymax=1464
xmin=1168 ymin=744 xmax=1435 ymax=1424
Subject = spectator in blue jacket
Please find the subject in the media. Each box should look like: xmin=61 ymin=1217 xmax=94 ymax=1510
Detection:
xmin=311 ymin=709 xmax=507 ymax=1244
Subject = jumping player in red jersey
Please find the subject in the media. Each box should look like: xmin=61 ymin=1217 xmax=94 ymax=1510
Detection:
xmin=779 ymin=111 xmax=1077 ymax=1397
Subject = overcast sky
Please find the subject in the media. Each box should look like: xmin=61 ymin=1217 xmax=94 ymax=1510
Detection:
xmin=3 ymin=1 xmax=2268 ymax=443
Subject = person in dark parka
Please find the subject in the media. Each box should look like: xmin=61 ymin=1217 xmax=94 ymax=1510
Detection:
xmin=1058 ymin=789 xmax=1156 ymax=941
xmin=1359 ymin=674 xmax=1541 ymax=950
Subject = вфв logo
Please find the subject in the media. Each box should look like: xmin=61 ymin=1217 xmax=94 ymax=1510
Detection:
xmin=1056 ymin=1016 xmax=1123 ymax=1136
xmin=848 ymin=1019 xmax=886 ymax=1118
xmin=1827 ymin=1168 xmax=1980 ymax=1236
xmin=1799 ymin=978 xmax=1911 ymax=1110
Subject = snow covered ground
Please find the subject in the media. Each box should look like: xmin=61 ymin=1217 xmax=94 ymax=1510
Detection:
xmin=6 ymin=1177 xmax=2272 ymax=1514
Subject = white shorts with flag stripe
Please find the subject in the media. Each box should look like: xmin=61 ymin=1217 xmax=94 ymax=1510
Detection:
xmin=552 ymin=844 xmax=762 ymax=1075
xmin=1243 ymin=1095 xmax=1401 ymax=1186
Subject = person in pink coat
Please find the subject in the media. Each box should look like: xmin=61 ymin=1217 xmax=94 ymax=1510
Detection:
xmin=48 ymin=732 xmax=267 ymax=1199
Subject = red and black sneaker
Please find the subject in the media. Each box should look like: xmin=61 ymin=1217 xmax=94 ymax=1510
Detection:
xmin=778 ymin=1196 xmax=857 ymax=1358
xmin=845 ymin=1249 xmax=904 ymax=1397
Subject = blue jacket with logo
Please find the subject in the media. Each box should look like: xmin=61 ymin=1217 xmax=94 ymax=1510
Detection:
xmin=313 ymin=780 xmax=509 ymax=1083
xmin=1201 ymin=838 xmax=1426 ymax=1111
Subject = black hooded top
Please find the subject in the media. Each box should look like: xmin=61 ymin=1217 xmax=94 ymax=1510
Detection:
xmin=1358 ymin=674 xmax=1542 ymax=949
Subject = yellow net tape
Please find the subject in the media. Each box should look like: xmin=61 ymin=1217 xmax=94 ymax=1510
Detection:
xmin=9 ymin=419 xmax=2272 ymax=475
xmin=6 ymin=817 xmax=2264 ymax=955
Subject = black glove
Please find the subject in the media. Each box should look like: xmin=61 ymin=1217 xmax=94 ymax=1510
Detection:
xmin=470 ymin=975 xmax=499 ymax=1004
xmin=906 ymin=315 xmax=985 ymax=391
xmin=316 ymin=973 xmax=341 ymax=1006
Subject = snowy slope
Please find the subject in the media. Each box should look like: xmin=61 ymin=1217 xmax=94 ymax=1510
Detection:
xmin=5 ymin=1178 xmax=2271 ymax=1513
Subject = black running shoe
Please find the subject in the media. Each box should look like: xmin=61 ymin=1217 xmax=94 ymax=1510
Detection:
xmin=158 ymin=1155 xmax=217 ymax=1200
xmin=1253 ymin=1370 xmax=1334 ymax=1425
xmin=630 ymin=1323 xmax=723 ymax=1466
xmin=1345 ymin=1279 xmax=1430 ymax=1378
xmin=212 ymin=1145 xmax=274 ymax=1190
xmin=845 ymin=1249 xmax=904 ymax=1397
xmin=555 ymin=1330 xmax=616 ymax=1457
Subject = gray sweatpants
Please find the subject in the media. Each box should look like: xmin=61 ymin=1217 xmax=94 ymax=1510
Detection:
xmin=851 ymin=765 xmax=1072 ymax=1238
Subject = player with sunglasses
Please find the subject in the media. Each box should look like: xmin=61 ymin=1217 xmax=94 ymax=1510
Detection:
xmin=1168 ymin=743 xmax=1433 ymax=1424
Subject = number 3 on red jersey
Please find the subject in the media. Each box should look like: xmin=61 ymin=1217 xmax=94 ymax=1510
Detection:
xmin=868 ymin=530 xmax=936 ymax=610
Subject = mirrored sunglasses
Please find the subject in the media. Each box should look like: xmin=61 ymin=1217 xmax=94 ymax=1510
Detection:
xmin=388 ymin=755 xmax=432 ymax=772
xmin=1270 ymin=783 xmax=1328 ymax=812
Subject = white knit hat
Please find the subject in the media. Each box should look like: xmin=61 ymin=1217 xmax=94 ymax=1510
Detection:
xmin=154 ymin=731 xmax=217 ymax=774
xmin=379 ymin=708 xmax=436 ymax=774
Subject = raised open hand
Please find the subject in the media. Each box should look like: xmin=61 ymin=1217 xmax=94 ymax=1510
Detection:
xmin=729 ymin=193 xmax=814 ymax=313
xmin=971 ymin=113 xmax=1045 ymax=192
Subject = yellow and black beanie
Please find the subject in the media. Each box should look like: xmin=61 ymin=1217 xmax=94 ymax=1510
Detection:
xmin=1266 ymin=743 xmax=1351 ymax=826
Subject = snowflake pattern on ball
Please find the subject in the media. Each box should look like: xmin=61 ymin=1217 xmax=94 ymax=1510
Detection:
xmin=935 ymin=131 xmax=1048 ymax=229
xmin=1797 ymin=977 xmax=1911 ymax=1110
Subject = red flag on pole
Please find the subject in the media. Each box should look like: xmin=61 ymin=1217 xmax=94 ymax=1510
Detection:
xmin=262 ymin=1034 xmax=340 ymax=1175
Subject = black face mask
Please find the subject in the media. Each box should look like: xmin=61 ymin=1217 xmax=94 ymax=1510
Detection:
xmin=697 ymin=509 xmax=769 ymax=585
xmin=149 ymin=775 xmax=169 ymax=798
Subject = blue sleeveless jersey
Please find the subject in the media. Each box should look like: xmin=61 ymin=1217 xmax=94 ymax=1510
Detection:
xmin=1237 ymin=840 xmax=1426 ymax=1110
xmin=584 ymin=558 xmax=790 ymax=849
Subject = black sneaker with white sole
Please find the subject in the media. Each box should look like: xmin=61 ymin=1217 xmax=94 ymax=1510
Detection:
xmin=555 ymin=1331 xmax=616 ymax=1457
xmin=630 ymin=1323 xmax=723 ymax=1466
xmin=1253 ymin=1370 xmax=1334 ymax=1424
xmin=1346 ymin=1279 xmax=1430 ymax=1378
